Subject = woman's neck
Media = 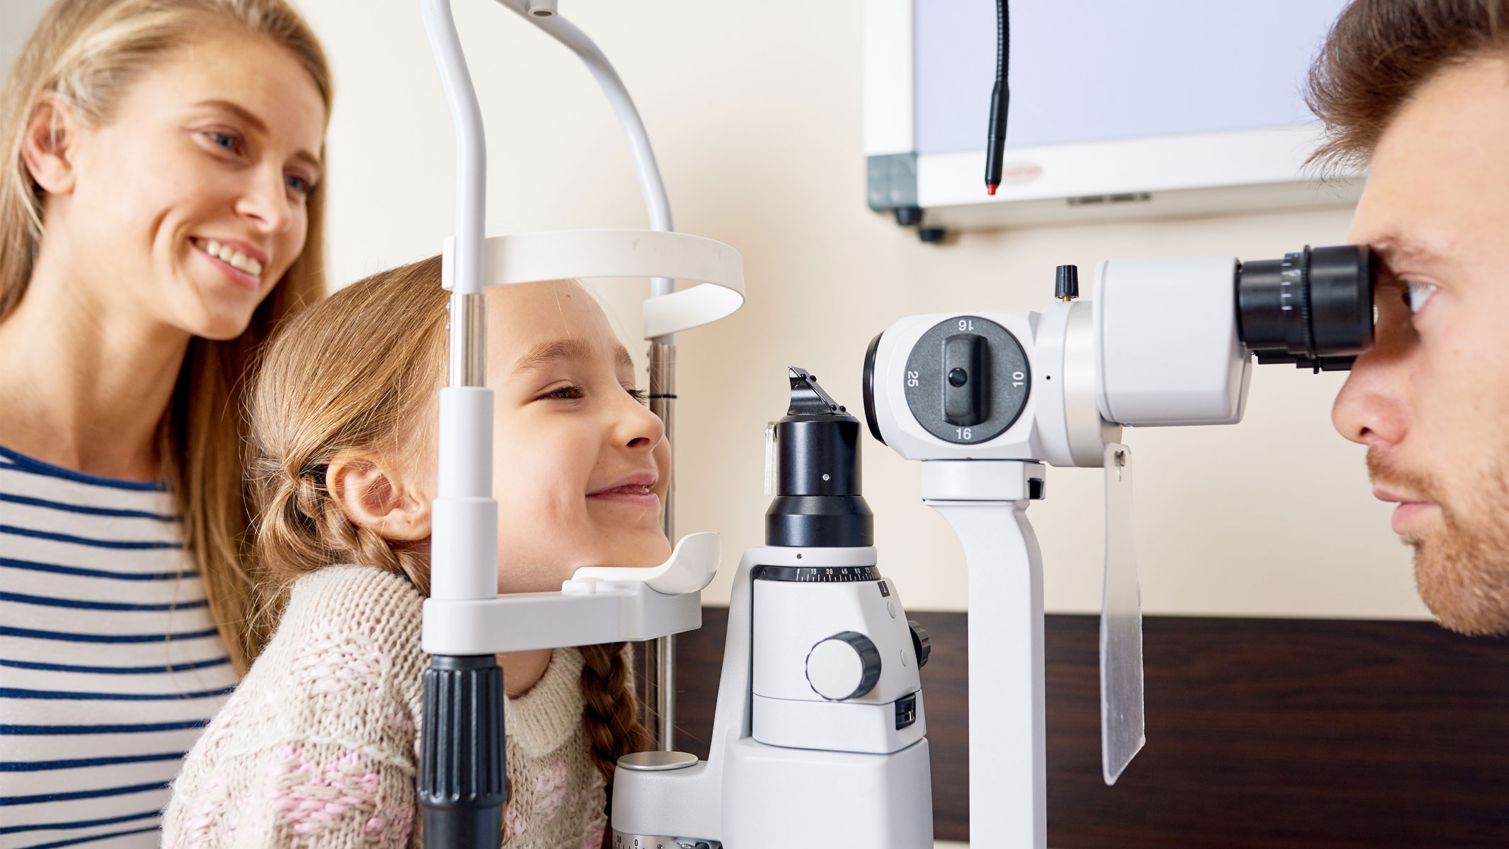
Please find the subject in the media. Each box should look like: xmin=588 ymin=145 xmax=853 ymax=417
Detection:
xmin=0 ymin=240 xmax=189 ymax=481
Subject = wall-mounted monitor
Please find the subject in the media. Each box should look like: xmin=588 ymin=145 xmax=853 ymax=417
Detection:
xmin=865 ymin=0 xmax=1362 ymax=235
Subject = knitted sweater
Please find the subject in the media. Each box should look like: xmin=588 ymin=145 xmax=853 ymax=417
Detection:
xmin=162 ymin=566 xmax=607 ymax=849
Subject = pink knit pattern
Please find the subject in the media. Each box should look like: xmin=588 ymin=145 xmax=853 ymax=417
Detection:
xmin=164 ymin=566 xmax=609 ymax=849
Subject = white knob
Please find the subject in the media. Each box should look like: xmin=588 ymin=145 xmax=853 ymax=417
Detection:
xmin=805 ymin=631 xmax=883 ymax=701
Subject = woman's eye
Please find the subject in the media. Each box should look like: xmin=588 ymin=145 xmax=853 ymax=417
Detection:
xmin=545 ymin=385 xmax=584 ymax=400
xmin=285 ymin=173 xmax=315 ymax=197
xmin=627 ymin=387 xmax=649 ymax=405
xmin=203 ymin=130 xmax=244 ymax=154
xmin=1405 ymin=280 xmax=1438 ymax=315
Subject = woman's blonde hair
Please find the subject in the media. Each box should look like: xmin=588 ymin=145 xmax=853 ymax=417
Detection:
xmin=0 ymin=0 xmax=333 ymax=673
xmin=248 ymin=255 xmax=652 ymax=784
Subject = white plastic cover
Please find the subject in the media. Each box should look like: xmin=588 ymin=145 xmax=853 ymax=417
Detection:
xmin=1100 ymin=442 xmax=1146 ymax=785
xmin=441 ymin=230 xmax=746 ymax=339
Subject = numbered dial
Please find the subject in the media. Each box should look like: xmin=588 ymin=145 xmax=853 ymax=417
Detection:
xmin=753 ymin=565 xmax=881 ymax=583
xmin=903 ymin=316 xmax=1030 ymax=445
xmin=805 ymin=631 xmax=883 ymax=701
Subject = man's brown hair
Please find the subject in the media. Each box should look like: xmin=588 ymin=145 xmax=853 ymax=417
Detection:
xmin=1307 ymin=0 xmax=1509 ymax=168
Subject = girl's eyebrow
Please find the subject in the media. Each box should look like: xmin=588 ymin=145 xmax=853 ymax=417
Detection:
xmin=513 ymin=339 xmax=634 ymax=374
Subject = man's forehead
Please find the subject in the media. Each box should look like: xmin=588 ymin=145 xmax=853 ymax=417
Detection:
xmin=1350 ymin=57 xmax=1509 ymax=265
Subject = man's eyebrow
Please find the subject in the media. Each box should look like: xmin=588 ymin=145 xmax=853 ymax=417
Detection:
xmin=192 ymin=98 xmax=323 ymax=174
xmin=1370 ymin=234 xmax=1451 ymax=268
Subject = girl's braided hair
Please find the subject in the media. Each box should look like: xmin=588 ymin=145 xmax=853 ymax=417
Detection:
xmin=246 ymin=253 xmax=651 ymax=798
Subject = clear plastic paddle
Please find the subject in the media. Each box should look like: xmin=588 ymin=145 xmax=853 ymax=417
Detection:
xmin=1101 ymin=442 xmax=1146 ymax=785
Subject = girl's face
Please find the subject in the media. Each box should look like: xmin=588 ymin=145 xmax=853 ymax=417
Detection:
xmin=43 ymin=32 xmax=325 ymax=340
xmin=484 ymin=281 xmax=671 ymax=592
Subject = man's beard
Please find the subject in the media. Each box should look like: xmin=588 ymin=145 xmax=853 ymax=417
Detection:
xmin=1369 ymin=452 xmax=1509 ymax=636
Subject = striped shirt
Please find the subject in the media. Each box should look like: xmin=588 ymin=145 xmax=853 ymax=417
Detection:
xmin=0 ymin=445 xmax=236 ymax=848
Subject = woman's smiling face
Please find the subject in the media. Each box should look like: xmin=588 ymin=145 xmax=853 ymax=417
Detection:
xmin=40 ymin=31 xmax=325 ymax=340
xmin=483 ymin=280 xmax=671 ymax=592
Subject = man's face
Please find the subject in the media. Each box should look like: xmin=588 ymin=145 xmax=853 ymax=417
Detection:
xmin=1334 ymin=56 xmax=1509 ymax=635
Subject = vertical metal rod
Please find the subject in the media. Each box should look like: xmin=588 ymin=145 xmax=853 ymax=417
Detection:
xmin=648 ymin=340 xmax=677 ymax=750
xmin=450 ymin=293 xmax=487 ymax=387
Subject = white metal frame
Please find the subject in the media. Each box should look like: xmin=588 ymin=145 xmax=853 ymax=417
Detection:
xmin=418 ymin=0 xmax=744 ymax=684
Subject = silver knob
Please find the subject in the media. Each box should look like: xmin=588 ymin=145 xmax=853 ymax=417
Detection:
xmin=804 ymin=630 xmax=882 ymax=701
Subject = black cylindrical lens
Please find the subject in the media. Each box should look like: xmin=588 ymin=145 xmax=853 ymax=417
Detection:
xmin=1236 ymin=244 xmax=1375 ymax=371
xmin=767 ymin=368 xmax=874 ymax=548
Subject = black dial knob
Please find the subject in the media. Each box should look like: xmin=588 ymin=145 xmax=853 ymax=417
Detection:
xmin=908 ymin=619 xmax=932 ymax=668
xmin=1055 ymin=264 xmax=1080 ymax=300
xmin=805 ymin=631 xmax=883 ymax=701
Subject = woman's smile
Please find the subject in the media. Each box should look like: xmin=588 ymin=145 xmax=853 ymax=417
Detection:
xmin=190 ymin=235 xmax=265 ymax=291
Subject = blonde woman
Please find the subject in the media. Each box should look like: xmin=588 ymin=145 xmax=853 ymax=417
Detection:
xmin=166 ymin=257 xmax=655 ymax=848
xmin=0 ymin=0 xmax=330 ymax=841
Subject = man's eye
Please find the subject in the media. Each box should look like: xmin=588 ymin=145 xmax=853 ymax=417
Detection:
xmin=1405 ymin=280 xmax=1438 ymax=314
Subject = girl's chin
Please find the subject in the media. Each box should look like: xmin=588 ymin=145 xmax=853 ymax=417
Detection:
xmin=589 ymin=536 xmax=673 ymax=569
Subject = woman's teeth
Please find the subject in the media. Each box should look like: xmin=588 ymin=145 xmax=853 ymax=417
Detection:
xmin=194 ymin=238 xmax=263 ymax=277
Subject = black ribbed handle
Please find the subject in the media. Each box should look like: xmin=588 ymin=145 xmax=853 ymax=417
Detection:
xmin=420 ymin=654 xmax=506 ymax=848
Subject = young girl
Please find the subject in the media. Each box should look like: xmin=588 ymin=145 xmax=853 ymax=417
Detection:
xmin=163 ymin=255 xmax=660 ymax=847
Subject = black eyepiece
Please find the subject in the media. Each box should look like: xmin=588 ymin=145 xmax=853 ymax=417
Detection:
xmin=766 ymin=367 xmax=874 ymax=548
xmin=1236 ymin=245 xmax=1376 ymax=372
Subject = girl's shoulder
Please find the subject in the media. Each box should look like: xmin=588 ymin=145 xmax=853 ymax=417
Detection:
xmin=276 ymin=564 xmax=427 ymax=645
xmin=165 ymin=566 xmax=429 ymax=847
xmin=258 ymin=564 xmax=430 ymax=710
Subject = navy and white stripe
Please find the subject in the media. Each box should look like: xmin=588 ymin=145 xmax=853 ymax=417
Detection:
xmin=0 ymin=446 xmax=235 ymax=848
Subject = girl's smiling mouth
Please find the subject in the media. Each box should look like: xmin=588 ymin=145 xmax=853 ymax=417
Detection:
xmin=588 ymin=472 xmax=660 ymax=508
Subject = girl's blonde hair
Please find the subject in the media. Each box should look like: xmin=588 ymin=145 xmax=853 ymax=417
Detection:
xmin=0 ymin=0 xmax=333 ymax=674
xmin=247 ymin=255 xmax=652 ymax=783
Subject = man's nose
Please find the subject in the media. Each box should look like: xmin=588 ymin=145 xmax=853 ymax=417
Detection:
xmin=1332 ymin=322 xmax=1411 ymax=449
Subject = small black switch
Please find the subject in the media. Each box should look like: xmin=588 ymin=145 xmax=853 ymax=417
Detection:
xmin=895 ymin=693 xmax=919 ymax=729
xmin=943 ymin=333 xmax=988 ymax=426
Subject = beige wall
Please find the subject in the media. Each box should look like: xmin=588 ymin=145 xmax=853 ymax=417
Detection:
xmin=0 ymin=1 xmax=52 ymax=74
xmin=298 ymin=0 xmax=1421 ymax=619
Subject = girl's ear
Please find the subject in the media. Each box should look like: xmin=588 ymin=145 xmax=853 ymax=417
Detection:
xmin=22 ymin=97 xmax=79 ymax=196
xmin=326 ymin=454 xmax=432 ymax=542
